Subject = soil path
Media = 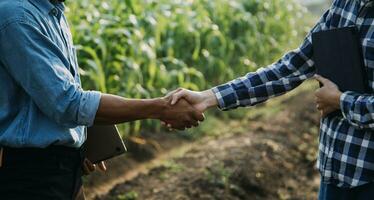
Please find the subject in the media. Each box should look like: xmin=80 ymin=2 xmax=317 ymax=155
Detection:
xmin=95 ymin=85 xmax=321 ymax=200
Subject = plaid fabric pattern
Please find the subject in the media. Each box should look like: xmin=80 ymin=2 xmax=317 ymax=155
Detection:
xmin=212 ymin=0 xmax=374 ymax=188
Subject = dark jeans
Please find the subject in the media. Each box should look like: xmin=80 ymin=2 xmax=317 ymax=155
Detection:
xmin=319 ymin=181 xmax=374 ymax=200
xmin=0 ymin=146 xmax=85 ymax=200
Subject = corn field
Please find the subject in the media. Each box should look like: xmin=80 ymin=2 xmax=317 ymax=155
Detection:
xmin=65 ymin=0 xmax=309 ymax=136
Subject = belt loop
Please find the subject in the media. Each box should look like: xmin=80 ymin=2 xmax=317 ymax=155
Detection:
xmin=0 ymin=147 xmax=3 ymax=168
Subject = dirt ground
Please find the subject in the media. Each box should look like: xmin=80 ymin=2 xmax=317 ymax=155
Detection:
xmin=93 ymin=84 xmax=321 ymax=200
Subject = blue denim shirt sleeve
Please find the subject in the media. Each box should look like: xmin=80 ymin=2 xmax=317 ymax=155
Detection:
xmin=0 ymin=21 xmax=101 ymax=127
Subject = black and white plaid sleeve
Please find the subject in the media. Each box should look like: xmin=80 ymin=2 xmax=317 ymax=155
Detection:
xmin=212 ymin=9 xmax=333 ymax=111
xmin=340 ymin=91 xmax=374 ymax=129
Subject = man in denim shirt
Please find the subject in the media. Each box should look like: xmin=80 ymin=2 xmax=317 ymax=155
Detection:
xmin=168 ymin=0 xmax=374 ymax=199
xmin=0 ymin=0 xmax=204 ymax=199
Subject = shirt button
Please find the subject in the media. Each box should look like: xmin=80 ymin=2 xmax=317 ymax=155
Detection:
xmin=51 ymin=8 xmax=58 ymax=16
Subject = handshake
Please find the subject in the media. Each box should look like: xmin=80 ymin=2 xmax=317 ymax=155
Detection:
xmin=157 ymin=88 xmax=218 ymax=130
xmin=85 ymin=88 xmax=219 ymax=174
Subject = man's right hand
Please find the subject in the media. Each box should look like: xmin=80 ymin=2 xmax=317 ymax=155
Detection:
xmin=158 ymin=88 xmax=218 ymax=130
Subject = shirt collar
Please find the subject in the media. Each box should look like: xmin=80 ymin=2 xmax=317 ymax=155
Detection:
xmin=28 ymin=0 xmax=65 ymax=16
xmin=53 ymin=1 xmax=66 ymax=13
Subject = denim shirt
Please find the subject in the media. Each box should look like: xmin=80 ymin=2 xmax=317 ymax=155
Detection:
xmin=0 ymin=0 xmax=101 ymax=148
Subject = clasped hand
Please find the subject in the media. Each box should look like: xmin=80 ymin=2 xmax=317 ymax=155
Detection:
xmin=314 ymin=74 xmax=343 ymax=117
xmin=160 ymin=88 xmax=218 ymax=130
xmin=158 ymin=95 xmax=205 ymax=130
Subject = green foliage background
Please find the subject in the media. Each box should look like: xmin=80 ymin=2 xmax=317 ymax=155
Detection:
xmin=65 ymin=0 xmax=309 ymax=136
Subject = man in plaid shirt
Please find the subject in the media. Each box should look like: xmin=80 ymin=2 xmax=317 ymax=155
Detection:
xmin=167 ymin=0 xmax=374 ymax=199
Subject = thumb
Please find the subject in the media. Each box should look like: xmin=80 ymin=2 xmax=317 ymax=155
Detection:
xmin=165 ymin=88 xmax=183 ymax=99
xmin=171 ymin=91 xmax=187 ymax=105
xmin=314 ymin=74 xmax=331 ymax=86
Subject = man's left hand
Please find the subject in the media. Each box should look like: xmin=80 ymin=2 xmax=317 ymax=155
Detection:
xmin=83 ymin=158 xmax=107 ymax=175
xmin=314 ymin=74 xmax=343 ymax=117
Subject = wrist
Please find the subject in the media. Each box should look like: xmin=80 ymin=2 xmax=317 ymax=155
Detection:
xmin=149 ymin=98 xmax=169 ymax=119
xmin=202 ymin=89 xmax=218 ymax=109
xmin=334 ymin=91 xmax=343 ymax=109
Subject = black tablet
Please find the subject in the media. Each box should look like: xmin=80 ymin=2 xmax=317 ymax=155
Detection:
xmin=83 ymin=125 xmax=127 ymax=164
xmin=312 ymin=26 xmax=368 ymax=93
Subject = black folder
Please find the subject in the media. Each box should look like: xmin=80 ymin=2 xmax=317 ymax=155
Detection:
xmin=312 ymin=26 xmax=368 ymax=93
xmin=83 ymin=125 xmax=127 ymax=164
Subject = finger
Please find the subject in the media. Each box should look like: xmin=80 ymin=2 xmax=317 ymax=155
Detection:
xmin=174 ymin=126 xmax=185 ymax=131
xmin=314 ymin=88 xmax=322 ymax=96
xmin=322 ymin=109 xmax=328 ymax=117
xmin=98 ymin=161 xmax=107 ymax=172
xmin=166 ymin=124 xmax=174 ymax=131
xmin=316 ymin=102 xmax=327 ymax=110
xmin=83 ymin=163 xmax=91 ymax=175
xmin=191 ymin=120 xmax=199 ymax=127
xmin=314 ymin=95 xmax=321 ymax=102
xmin=172 ymin=123 xmax=186 ymax=131
xmin=314 ymin=74 xmax=331 ymax=86
xmin=316 ymin=105 xmax=324 ymax=111
xmin=192 ymin=111 xmax=205 ymax=122
xmin=171 ymin=90 xmax=187 ymax=105
xmin=323 ymin=107 xmax=336 ymax=116
xmin=85 ymin=159 xmax=96 ymax=172
xmin=317 ymin=104 xmax=327 ymax=111
xmin=187 ymin=113 xmax=200 ymax=127
xmin=185 ymin=122 xmax=193 ymax=129
xmin=315 ymin=98 xmax=325 ymax=105
xmin=314 ymin=89 xmax=319 ymax=97
xmin=168 ymin=126 xmax=174 ymax=131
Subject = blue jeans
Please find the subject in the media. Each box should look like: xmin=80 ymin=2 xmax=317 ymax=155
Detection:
xmin=319 ymin=181 xmax=374 ymax=200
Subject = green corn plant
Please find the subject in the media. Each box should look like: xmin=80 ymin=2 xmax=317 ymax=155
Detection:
xmin=66 ymin=0 xmax=308 ymax=137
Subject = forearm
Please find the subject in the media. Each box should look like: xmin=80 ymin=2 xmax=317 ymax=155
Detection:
xmin=212 ymin=71 xmax=312 ymax=110
xmin=210 ymin=7 xmax=335 ymax=111
xmin=94 ymin=94 xmax=167 ymax=125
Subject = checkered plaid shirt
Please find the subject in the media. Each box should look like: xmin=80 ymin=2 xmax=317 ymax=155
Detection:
xmin=212 ymin=0 xmax=374 ymax=188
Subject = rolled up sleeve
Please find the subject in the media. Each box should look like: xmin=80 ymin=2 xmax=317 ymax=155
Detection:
xmin=78 ymin=91 xmax=101 ymax=126
xmin=0 ymin=20 xmax=100 ymax=127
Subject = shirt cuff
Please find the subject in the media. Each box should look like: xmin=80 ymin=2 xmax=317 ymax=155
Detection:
xmin=340 ymin=91 xmax=354 ymax=121
xmin=211 ymin=84 xmax=239 ymax=111
xmin=77 ymin=91 xmax=101 ymax=127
